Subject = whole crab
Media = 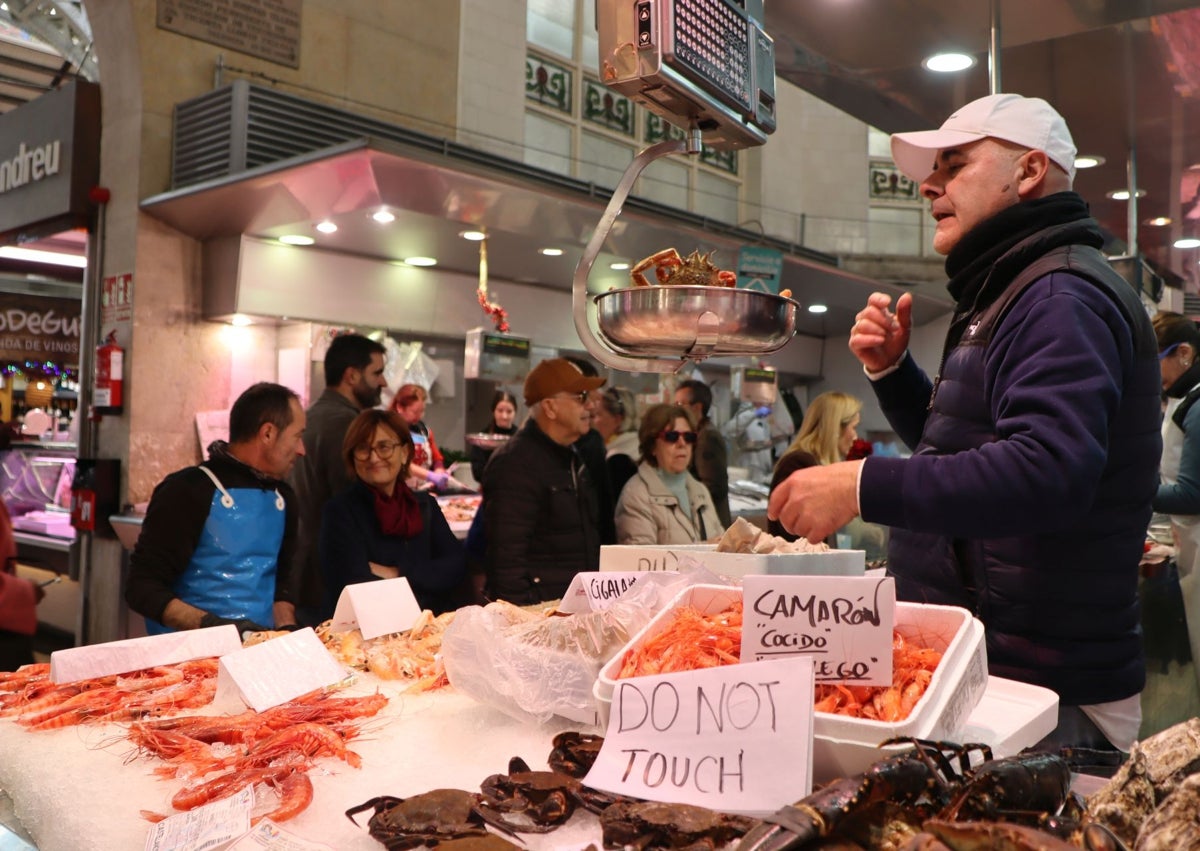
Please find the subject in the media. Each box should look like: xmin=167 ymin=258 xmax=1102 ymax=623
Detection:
xmin=478 ymin=756 xmax=625 ymax=833
xmin=547 ymin=731 xmax=605 ymax=778
xmin=600 ymin=799 xmax=759 ymax=851
xmin=630 ymin=248 xmax=737 ymax=288
xmin=345 ymin=788 xmax=510 ymax=850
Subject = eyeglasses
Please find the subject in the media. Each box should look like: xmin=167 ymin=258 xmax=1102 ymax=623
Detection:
xmin=352 ymin=440 xmax=400 ymax=460
xmin=1159 ymin=342 xmax=1182 ymax=362
xmin=660 ymin=429 xmax=697 ymax=445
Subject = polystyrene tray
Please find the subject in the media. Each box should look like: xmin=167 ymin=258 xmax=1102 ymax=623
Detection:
xmin=598 ymin=544 xmax=865 ymax=577
xmin=594 ymin=585 xmax=988 ymax=763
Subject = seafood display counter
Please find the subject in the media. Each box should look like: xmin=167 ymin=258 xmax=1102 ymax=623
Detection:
xmin=0 ymin=682 xmax=593 ymax=851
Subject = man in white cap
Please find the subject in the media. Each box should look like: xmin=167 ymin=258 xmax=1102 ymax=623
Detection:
xmin=770 ymin=93 xmax=1162 ymax=763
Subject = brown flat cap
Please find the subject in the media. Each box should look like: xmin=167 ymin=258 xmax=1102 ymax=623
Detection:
xmin=524 ymin=357 xmax=606 ymax=405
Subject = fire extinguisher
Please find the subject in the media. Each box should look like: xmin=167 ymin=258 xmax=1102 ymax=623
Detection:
xmin=94 ymin=329 xmax=124 ymax=415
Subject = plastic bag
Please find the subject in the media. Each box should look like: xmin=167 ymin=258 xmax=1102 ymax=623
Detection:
xmin=441 ymin=586 xmax=661 ymax=726
xmin=381 ymin=337 xmax=440 ymax=407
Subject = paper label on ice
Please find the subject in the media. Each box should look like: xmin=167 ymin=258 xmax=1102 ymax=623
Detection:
xmin=330 ymin=576 xmax=423 ymax=640
xmin=51 ymin=625 xmax=242 ymax=684
xmin=227 ymin=818 xmax=337 ymax=849
xmin=143 ymin=785 xmax=252 ymax=851
xmin=583 ymin=656 xmax=814 ymax=815
xmin=741 ymin=575 xmax=895 ymax=686
xmin=215 ymin=628 xmax=347 ymax=712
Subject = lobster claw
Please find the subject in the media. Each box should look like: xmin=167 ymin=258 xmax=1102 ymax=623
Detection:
xmin=735 ymin=803 xmax=824 ymax=851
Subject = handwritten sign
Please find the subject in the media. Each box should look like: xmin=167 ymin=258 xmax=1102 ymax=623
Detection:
xmin=584 ymin=656 xmax=814 ymax=815
xmin=330 ymin=576 xmax=423 ymax=640
xmin=215 ymin=628 xmax=346 ymax=712
xmin=742 ymin=576 xmax=895 ymax=686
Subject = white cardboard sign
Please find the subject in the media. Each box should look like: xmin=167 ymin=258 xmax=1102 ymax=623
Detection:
xmin=143 ymin=785 xmax=252 ymax=851
xmin=50 ymin=625 xmax=242 ymax=684
xmin=583 ymin=656 xmax=815 ymax=815
xmin=215 ymin=628 xmax=347 ymax=712
xmin=741 ymin=575 xmax=895 ymax=686
xmin=330 ymin=576 xmax=423 ymax=640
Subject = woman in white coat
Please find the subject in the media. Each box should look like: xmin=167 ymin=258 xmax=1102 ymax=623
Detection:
xmin=1153 ymin=312 xmax=1200 ymax=693
xmin=615 ymin=403 xmax=725 ymax=545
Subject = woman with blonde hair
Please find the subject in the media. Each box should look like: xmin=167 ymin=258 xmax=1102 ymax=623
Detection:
xmin=593 ymin=386 xmax=639 ymax=497
xmin=767 ymin=392 xmax=885 ymax=557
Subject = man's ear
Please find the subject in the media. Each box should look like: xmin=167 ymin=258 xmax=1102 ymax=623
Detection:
xmin=1016 ymin=149 xmax=1051 ymax=198
xmin=259 ymin=422 xmax=277 ymax=443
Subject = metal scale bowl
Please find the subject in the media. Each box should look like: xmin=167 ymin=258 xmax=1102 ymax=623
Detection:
xmin=573 ymin=137 xmax=799 ymax=372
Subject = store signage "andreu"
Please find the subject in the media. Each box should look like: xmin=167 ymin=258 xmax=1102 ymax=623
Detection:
xmin=0 ymin=140 xmax=62 ymax=194
xmin=0 ymin=80 xmax=99 ymax=238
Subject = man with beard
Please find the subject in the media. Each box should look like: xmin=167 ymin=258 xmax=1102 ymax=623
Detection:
xmin=484 ymin=358 xmax=605 ymax=604
xmin=769 ymin=94 xmax=1161 ymax=761
xmin=289 ymin=333 xmax=387 ymax=624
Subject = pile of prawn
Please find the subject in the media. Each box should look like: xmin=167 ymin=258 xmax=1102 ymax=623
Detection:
xmin=131 ymin=687 xmax=388 ymax=825
xmin=0 ymin=658 xmax=219 ymax=730
xmin=615 ymin=601 xmax=943 ymax=722
xmin=315 ymin=609 xmax=455 ymax=689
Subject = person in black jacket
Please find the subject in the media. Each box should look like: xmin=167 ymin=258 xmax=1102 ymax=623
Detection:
xmin=468 ymin=389 xmax=518 ymax=483
xmin=483 ymin=358 xmax=605 ymax=604
xmin=319 ymin=409 xmax=466 ymax=616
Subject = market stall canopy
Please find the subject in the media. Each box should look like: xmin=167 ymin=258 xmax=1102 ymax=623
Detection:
xmin=766 ymin=0 xmax=1200 ymax=286
xmin=140 ymin=137 xmax=951 ymax=339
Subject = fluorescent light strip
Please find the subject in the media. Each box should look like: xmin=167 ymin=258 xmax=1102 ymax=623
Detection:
xmin=0 ymin=246 xmax=87 ymax=268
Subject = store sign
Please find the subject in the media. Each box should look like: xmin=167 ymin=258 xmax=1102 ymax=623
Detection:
xmin=0 ymin=293 xmax=80 ymax=364
xmin=0 ymin=80 xmax=99 ymax=238
xmin=737 ymin=246 xmax=784 ymax=295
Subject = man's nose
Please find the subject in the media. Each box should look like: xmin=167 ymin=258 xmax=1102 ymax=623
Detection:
xmin=921 ymin=174 xmax=944 ymax=200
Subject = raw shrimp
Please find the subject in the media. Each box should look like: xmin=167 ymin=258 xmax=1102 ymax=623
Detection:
xmin=238 ymin=722 xmax=361 ymax=769
xmin=617 ymin=601 xmax=743 ymax=678
xmin=253 ymin=770 xmax=313 ymax=823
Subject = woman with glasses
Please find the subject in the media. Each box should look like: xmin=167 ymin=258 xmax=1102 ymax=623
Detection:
xmin=593 ymin=386 xmax=640 ymax=498
xmin=319 ymin=409 xmax=466 ymax=617
xmin=615 ymin=403 xmax=724 ymax=545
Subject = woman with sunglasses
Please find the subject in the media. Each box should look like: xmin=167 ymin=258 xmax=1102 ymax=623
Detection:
xmin=319 ymin=409 xmax=466 ymax=619
xmin=615 ymin=403 xmax=724 ymax=545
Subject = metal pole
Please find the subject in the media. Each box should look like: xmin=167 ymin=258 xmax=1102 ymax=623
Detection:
xmin=1123 ymin=25 xmax=1138 ymax=254
xmin=989 ymin=0 xmax=1002 ymax=94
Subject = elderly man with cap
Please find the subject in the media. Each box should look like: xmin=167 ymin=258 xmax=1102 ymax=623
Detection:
xmin=482 ymin=357 xmax=606 ymax=604
xmin=770 ymin=93 xmax=1161 ymax=762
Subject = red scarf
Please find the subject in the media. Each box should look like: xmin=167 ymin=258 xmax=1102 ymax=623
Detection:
xmin=372 ymin=483 xmax=423 ymax=538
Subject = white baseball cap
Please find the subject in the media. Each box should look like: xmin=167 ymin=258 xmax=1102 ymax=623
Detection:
xmin=890 ymin=93 xmax=1077 ymax=184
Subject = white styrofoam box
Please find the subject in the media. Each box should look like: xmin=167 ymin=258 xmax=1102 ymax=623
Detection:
xmin=960 ymin=676 xmax=1058 ymax=758
xmin=594 ymin=585 xmax=989 ymax=780
xmin=599 ymin=544 xmax=864 ymax=578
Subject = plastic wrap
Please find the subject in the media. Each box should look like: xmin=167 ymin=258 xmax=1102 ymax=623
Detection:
xmin=441 ymin=587 xmax=663 ymax=725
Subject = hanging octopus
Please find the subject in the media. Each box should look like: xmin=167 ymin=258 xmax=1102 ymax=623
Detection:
xmin=477 ymin=288 xmax=510 ymax=333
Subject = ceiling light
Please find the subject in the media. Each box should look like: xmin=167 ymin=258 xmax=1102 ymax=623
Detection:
xmin=278 ymin=234 xmax=314 ymax=246
xmin=0 ymin=246 xmax=87 ymax=268
xmin=922 ymin=52 xmax=975 ymax=73
xmin=807 ymin=304 xmax=828 ymax=314
xmin=229 ymin=315 xmax=252 ymax=327
xmin=1074 ymin=155 xmax=1105 ymax=169
xmin=610 ymin=261 xmax=630 ymax=270
xmin=1106 ymin=189 xmax=1147 ymax=200
xmin=1145 ymin=217 xmax=1172 ymax=227
xmin=1174 ymin=238 xmax=1200 ymax=249
xmin=539 ymin=247 xmax=564 ymax=256
xmin=460 ymin=230 xmax=486 ymax=241
xmin=372 ymin=210 xmax=395 ymax=224
xmin=403 ymin=256 xmax=438 ymax=266
xmin=316 ymin=221 xmax=338 ymax=234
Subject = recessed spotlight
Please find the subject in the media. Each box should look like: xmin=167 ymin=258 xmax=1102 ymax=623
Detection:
xmin=1106 ymin=189 xmax=1147 ymax=200
xmin=316 ymin=221 xmax=338 ymax=234
xmin=230 ymin=315 xmax=252 ymax=327
xmin=922 ymin=52 xmax=975 ymax=73
xmin=460 ymin=230 xmax=486 ymax=241
xmin=403 ymin=256 xmax=438 ymax=266
xmin=807 ymin=304 xmax=828 ymax=314
xmin=372 ymin=210 xmax=396 ymax=224
xmin=539 ymin=247 xmax=564 ymax=256
xmin=610 ymin=261 xmax=630 ymax=270
xmin=1174 ymin=238 xmax=1200 ymax=249
xmin=1146 ymin=217 xmax=1172 ymax=227
xmin=278 ymin=234 xmax=314 ymax=246
xmin=1074 ymin=155 xmax=1106 ymax=169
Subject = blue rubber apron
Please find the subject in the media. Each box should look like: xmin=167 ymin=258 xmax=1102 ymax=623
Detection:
xmin=145 ymin=465 xmax=285 ymax=635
